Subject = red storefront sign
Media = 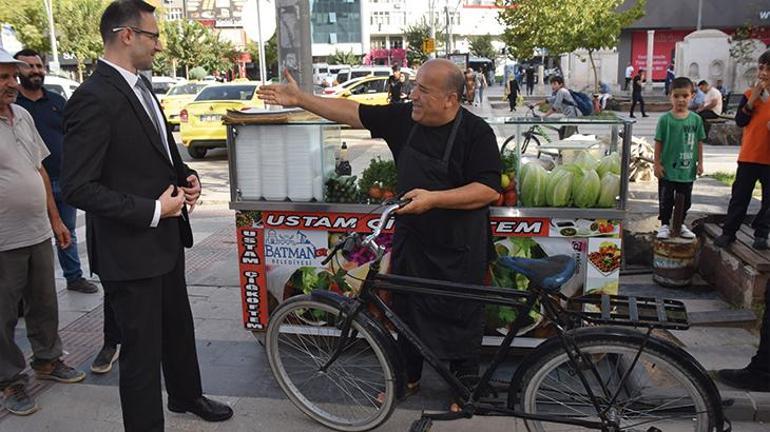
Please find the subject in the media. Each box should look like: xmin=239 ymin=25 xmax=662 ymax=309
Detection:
xmin=631 ymin=30 xmax=690 ymax=81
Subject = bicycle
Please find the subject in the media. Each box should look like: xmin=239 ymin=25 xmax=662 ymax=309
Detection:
xmin=265 ymin=201 xmax=729 ymax=432
xmin=501 ymin=104 xmax=561 ymax=159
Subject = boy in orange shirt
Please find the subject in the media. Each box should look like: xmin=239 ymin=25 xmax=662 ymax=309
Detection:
xmin=715 ymin=50 xmax=770 ymax=250
xmin=715 ymin=49 xmax=770 ymax=393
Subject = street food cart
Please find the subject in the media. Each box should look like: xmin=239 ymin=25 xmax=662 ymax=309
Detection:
xmin=225 ymin=111 xmax=633 ymax=344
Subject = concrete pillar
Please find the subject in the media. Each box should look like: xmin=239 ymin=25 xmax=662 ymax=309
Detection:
xmin=385 ymin=35 xmax=390 ymax=50
xmin=646 ymin=30 xmax=655 ymax=92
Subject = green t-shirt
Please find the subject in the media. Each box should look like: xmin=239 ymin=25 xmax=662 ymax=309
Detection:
xmin=655 ymin=112 xmax=706 ymax=182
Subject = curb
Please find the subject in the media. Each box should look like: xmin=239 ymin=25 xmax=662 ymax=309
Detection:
xmin=722 ymin=390 xmax=770 ymax=422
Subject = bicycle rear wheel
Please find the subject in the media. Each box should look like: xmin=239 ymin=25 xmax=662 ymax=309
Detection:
xmin=266 ymin=296 xmax=396 ymax=432
xmin=519 ymin=333 xmax=718 ymax=432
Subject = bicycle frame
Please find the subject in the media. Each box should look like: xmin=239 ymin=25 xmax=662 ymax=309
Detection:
xmin=316 ymin=205 xmax=710 ymax=430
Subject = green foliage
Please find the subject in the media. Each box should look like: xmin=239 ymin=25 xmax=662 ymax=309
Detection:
xmin=402 ymin=18 xmax=444 ymax=67
xmin=0 ymin=0 xmax=49 ymax=54
xmin=188 ymin=66 xmax=207 ymax=80
xmin=244 ymin=34 xmax=279 ymax=79
xmin=55 ymin=0 xmax=109 ymax=80
xmin=329 ymin=49 xmax=360 ymax=66
xmin=498 ymin=0 xmax=645 ymax=91
xmin=469 ymin=34 xmax=496 ymax=61
xmin=1 ymin=0 xmax=109 ymax=78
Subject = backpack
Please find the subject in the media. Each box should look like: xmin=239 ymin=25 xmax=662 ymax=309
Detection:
xmin=568 ymin=90 xmax=593 ymax=116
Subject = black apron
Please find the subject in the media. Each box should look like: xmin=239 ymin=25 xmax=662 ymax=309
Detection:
xmin=391 ymin=108 xmax=489 ymax=360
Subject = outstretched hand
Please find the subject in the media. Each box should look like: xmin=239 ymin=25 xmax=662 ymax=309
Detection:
xmin=257 ymin=69 xmax=304 ymax=107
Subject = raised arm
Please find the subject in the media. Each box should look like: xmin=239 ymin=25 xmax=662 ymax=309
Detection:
xmin=257 ymin=69 xmax=364 ymax=129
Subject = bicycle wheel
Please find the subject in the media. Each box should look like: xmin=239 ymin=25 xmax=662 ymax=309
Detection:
xmin=519 ymin=333 xmax=718 ymax=432
xmin=266 ymin=296 xmax=397 ymax=432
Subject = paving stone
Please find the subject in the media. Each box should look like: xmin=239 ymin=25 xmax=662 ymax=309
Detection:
xmin=751 ymin=392 xmax=770 ymax=422
xmin=721 ymin=390 xmax=757 ymax=422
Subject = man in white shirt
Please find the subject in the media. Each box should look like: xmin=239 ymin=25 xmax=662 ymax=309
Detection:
xmin=624 ymin=62 xmax=634 ymax=91
xmin=697 ymin=80 xmax=723 ymax=138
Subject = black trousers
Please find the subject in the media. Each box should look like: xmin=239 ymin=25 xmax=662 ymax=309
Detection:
xmin=526 ymin=83 xmax=534 ymax=95
xmin=722 ymin=162 xmax=770 ymax=239
xmin=750 ymin=282 xmax=770 ymax=374
xmin=397 ymin=334 xmax=479 ymax=385
xmin=508 ymin=93 xmax=518 ymax=111
xmin=698 ymin=110 xmax=719 ymax=138
xmin=103 ymin=293 xmax=121 ymax=347
xmin=658 ymin=179 xmax=693 ymax=226
xmin=102 ymin=250 xmax=203 ymax=432
xmin=624 ymin=77 xmax=631 ymax=91
xmin=630 ymin=94 xmax=646 ymax=116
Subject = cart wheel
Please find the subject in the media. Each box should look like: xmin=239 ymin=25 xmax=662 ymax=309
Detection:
xmin=409 ymin=417 xmax=432 ymax=432
xmin=251 ymin=330 xmax=265 ymax=347
xmin=187 ymin=146 xmax=207 ymax=159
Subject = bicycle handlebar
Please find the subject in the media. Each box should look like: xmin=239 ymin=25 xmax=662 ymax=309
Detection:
xmin=320 ymin=198 xmax=411 ymax=266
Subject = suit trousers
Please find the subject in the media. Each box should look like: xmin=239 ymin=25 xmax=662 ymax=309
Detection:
xmin=0 ymin=240 xmax=63 ymax=388
xmin=102 ymin=249 xmax=202 ymax=432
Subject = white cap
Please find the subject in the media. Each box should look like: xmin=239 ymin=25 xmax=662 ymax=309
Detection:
xmin=0 ymin=48 xmax=29 ymax=68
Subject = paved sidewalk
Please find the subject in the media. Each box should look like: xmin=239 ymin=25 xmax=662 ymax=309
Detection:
xmin=1 ymin=93 xmax=765 ymax=431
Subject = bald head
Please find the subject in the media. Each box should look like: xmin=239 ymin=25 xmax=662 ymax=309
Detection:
xmin=421 ymin=59 xmax=465 ymax=102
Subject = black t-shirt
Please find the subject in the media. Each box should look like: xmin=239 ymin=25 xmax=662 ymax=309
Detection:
xmin=358 ymin=103 xmax=502 ymax=193
xmin=387 ymin=75 xmax=403 ymax=103
xmin=632 ymin=75 xmax=643 ymax=95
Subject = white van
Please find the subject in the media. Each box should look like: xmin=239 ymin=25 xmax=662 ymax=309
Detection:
xmin=313 ymin=63 xmax=329 ymax=86
xmin=42 ymin=75 xmax=80 ymax=100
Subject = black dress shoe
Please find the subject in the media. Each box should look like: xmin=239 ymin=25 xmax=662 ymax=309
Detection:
xmin=168 ymin=396 xmax=233 ymax=422
xmin=713 ymin=234 xmax=735 ymax=248
xmin=753 ymin=237 xmax=769 ymax=250
xmin=716 ymin=367 xmax=770 ymax=392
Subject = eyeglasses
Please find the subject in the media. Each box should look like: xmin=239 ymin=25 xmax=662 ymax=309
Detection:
xmin=112 ymin=26 xmax=161 ymax=42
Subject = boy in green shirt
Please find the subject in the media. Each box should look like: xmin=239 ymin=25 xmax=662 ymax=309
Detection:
xmin=654 ymin=77 xmax=706 ymax=239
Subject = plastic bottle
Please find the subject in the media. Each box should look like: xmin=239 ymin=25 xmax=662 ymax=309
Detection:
xmin=336 ymin=142 xmax=351 ymax=176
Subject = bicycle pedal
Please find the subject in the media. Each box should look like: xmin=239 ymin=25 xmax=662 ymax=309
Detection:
xmin=408 ymin=417 xmax=432 ymax=432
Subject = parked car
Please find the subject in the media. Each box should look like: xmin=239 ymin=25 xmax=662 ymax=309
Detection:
xmin=322 ymin=76 xmax=390 ymax=105
xmin=160 ymin=81 xmax=211 ymax=127
xmin=312 ymin=62 xmax=329 ymax=86
xmin=320 ymin=64 xmax=351 ymax=87
xmin=42 ymin=75 xmax=80 ymax=100
xmin=336 ymin=66 xmax=414 ymax=85
xmin=179 ymin=82 xmax=265 ymax=159
xmin=151 ymin=76 xmax=181 ymax=100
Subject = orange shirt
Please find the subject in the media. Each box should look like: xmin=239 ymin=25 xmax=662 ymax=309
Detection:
xmin=738 ymin=89 xmax=770 ymax=165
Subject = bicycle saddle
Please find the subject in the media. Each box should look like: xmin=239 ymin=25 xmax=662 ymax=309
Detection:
xmin=498 ymin=255 xmax=576 ymax=293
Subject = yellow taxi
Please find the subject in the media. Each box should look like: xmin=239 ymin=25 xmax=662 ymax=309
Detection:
xmin=324 ymin=76 xmax=390 ymax=105
xmin=160 ymin=81 xmax=210 ymax=128
xmin=180 ymin=82 xmax=265 ymax=159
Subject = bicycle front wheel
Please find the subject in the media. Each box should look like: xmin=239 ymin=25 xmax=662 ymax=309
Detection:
xmin=519 ymin=334 xmax=718 ymax=432
xmin=266 ymin=296 xmax=397 ymax=432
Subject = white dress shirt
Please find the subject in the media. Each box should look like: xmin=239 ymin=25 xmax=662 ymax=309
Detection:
xmin=100 ymin=58 xmax=172 ymax=228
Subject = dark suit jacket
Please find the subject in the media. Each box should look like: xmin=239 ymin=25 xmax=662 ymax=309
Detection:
xmin=61 ymin=60 xmax=195 ymax=282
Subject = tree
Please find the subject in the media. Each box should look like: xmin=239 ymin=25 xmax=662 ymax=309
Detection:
xmin=162 ymin=20 xmax=211 ymax=78
xmin=55 ymin=0 xmax=109 ymax=81
xmin=0 ymin=0 xmax=49 ymax=54
xmin=469 ymin=34 xmax=495 ymax=61
xmin=245 ymin=34 xmax=278 ymax=80
xmin=403 ymin=18 xmax=444 ymax=67
xmin=329 ymin=49 xmax=360 ymax=66
xmin=498 ymin=0 xmax=645 ymax=92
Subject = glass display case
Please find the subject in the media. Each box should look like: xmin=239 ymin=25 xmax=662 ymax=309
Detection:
xmin=226 ymin=114 xmax=633 ymax=336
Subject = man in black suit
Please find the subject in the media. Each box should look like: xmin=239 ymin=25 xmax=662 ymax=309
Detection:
xmin=61 ymin=1 xmax=232 ymax=431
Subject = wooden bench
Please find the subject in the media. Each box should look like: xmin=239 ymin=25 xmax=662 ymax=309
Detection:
xmin=700 ymin=223 xmax=769 ymax=309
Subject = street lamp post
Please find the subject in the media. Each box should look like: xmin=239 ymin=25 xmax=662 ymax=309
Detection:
xmin=43 ymin=0 xmax=60 ymax=74
xmin=696 ymin=0 xmax=703 ymax=30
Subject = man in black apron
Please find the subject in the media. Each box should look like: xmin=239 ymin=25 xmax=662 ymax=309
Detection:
xmin=258 ymin=59 xmax=502 ymax=407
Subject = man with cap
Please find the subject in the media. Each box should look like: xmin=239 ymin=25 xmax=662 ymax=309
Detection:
xmin=0 ymin=48 xmax=86 ymax=416
xmin=13 ymin=49 xmax=100 ymax=295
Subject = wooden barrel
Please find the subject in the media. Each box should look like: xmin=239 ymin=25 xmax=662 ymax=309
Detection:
xmin=653 ymin=237 xmax=699 ymax=287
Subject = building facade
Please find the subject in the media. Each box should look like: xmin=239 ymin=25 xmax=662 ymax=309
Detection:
xmin=617 ymin=0 xmax=770 ymax=83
